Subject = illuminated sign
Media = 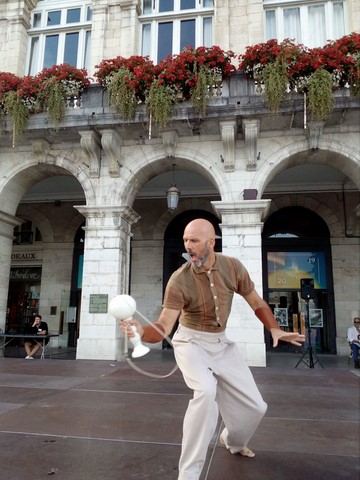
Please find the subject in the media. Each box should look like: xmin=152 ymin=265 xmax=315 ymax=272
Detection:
xmin=267 ymin=251 xmax=327 ymax=289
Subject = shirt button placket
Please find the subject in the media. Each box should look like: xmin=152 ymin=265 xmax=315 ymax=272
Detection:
xmin=208 ymin=270 xmax=221 ymax=325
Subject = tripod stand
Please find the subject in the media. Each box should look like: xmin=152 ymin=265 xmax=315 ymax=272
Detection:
xmin=295 ymin=297 xmax=324 ymax=369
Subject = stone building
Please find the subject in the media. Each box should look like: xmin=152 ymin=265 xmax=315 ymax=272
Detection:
xmin=0 ymin=0 xmax=359 ymax=364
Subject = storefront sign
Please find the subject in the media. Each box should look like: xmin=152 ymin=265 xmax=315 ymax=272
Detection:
xmin=10 ymin=267 xmax=42 ymax=281
xmin=11 ymin=252 xmax=42 ymax=261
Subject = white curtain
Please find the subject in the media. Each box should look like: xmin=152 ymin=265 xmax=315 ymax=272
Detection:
xmin=142 ymin=24 xmax=151 ymax=57
xmin=265 ymin=10 xmax=276 ymax=40
xmin=284 ymin=8 xmax=301 ymax=43
xmin=203 ymin=17 xmax=212 ymax=47
xmin=308 ymin=5 xmax=326 ymax=47
xmin=333 ymin=2 xmax=345 ymax=39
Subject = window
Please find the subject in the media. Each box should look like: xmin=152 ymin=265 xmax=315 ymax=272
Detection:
xmin=27 ymin=0 xmax=92 ymax=75
xmin=13 ymin=221 xmax=43 ymax=245
xmin=140 ymin=0 xmax=214 ymax=63
xmin=264 ymin=0 xmax=347 ymax=47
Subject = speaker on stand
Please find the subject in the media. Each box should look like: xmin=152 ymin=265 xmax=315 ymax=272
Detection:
xmin=295 ymin=278 xmax=324 ymax=369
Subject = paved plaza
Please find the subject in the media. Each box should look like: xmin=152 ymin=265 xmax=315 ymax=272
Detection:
xmin=0 ymin=350 xmax=359 ymax=480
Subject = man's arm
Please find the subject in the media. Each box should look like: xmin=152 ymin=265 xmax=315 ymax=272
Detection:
xmin=122 ymin=307 xmax=180 ymax=343
xmin=243 ymin=290 xmax=305 ymax=347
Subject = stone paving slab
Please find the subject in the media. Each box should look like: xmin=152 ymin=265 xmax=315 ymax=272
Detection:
xmin=0 ymin=354 xmax=358 ymax=480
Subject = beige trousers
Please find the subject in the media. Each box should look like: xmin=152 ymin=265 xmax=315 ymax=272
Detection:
xmin=172 ymin=324 xmax=267 ymax=480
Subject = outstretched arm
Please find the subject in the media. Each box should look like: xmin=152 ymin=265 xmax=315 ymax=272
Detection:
xmin=243 ymin=290 xmax=305 ymax=347
xmin=121 ymin=307 xmax=180 ymax=343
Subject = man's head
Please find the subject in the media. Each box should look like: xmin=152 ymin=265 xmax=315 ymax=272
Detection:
xmin=354 ymin=317 xmax=360 ymax=327
xmin=183 ymin=219 xmax=216 ymax=269
xmin=34 ymin=315 xmax=42 ymax=325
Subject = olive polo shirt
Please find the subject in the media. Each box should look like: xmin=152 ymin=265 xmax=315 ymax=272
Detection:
xmin=163 ymin=253 xmax=254 ymax=332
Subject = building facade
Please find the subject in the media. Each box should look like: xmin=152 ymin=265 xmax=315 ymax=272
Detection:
xmin=0 ymin=0 xmax=359 ymax=365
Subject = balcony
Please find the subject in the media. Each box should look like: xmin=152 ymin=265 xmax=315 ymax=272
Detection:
xmin=1 ymin=73 xmax=359 ymax=147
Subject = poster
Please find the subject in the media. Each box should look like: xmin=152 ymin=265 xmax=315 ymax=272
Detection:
xmin=309 ymin=309 xmax=323 ymax=328
xmin=274 ymin=308 xmax=288 ymax=327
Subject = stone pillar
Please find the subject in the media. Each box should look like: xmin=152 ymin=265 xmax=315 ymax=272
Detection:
xmin=0 ymin=211 xmax=22 ymax=338
xmin=2 ymin=0 xmax=35 ymax=74
xmin=212 ymin=200 xmax=271 ymax=366
xmin=74 ymin=205 xmax=140 ymax=361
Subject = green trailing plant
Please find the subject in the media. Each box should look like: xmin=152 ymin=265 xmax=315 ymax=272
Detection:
xmin=4 ymin=91 xmax=30 ymax=145
xmin=190 ymin=64 xmax=213 ymax=117
xmin=107 ymin=68 xmax=137 ymax=119
xmin=146 ymin=82 xmax=175 ymax=129
xmin=307 ymin=68 xmax=334 ymax=121
xmin=42 ymin=78 xmax=67 ymax=126
xmin=262 ymin=59 xmax=288 ymax=112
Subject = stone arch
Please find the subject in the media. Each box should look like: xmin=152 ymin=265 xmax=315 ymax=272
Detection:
xmin=14 ymin=204 xmax=55 ymax=242
xmin=118 ymin=147 xmax=228 ymax=207
xmin=250 ymin=139 xmax=360 ymax=197
xmin=150 ymin=197 xmax=221 ymax=241
xmin=266 ymin=194 xmax=343 ymax=238
xmin=0 ymin=152 xmax=95 ymax=217
xmin=63 ymin=213 xmax=86 ymax=243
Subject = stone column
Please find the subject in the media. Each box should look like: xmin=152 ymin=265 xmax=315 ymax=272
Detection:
xmin=212 ymin=200 xmax=271 ymax=366
xmin=0 ymin=211 xmax=22 ymax=340
xmin=74 ymin=205 xmax=140 ymax=361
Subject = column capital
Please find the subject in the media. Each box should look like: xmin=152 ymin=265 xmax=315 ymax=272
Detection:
xmin=212 ymin=200 xmax=271 ymax=226
xmin=74 ymin=205 xmax=140 ymax=229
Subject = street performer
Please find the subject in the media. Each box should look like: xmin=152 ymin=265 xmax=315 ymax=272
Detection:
xmin=122 ymin=218 xmax=305 ymax=480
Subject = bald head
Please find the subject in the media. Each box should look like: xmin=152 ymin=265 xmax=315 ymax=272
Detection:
xmin=184 ymin=219 xmax=216 ymax=241
xmin=183 ymin=219 xmax=216 ymax=269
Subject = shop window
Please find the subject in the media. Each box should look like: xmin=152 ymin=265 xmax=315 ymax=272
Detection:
xmin=27 ymin=0 xmax=92 ymax=75
xmin=264 ymin=0 xmax=347 ymax=47
xmin=140 ymin=0 xmax=214 ymax=62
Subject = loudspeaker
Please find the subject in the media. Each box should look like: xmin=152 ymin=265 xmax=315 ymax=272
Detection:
xmin=300 ymin=278 xmax=315 ymax=299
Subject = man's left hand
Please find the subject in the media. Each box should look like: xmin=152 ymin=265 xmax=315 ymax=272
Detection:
xmin=271 ymin=328 xmax=306 ymax=347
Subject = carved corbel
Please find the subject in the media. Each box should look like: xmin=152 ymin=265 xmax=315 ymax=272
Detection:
xmin=242 ymin=119 xmax=260 ymax=171
xmin=307 ymin=121 xmax=325 ymax=150
xmin=79 ymin=130 xmax=101 ymax=178
xmin=32 ymin=138 xmax=51 ymax=163
xmin=100 ymin=129 xmax=123 ymax=177
xmin=219 ymin=120 xmax=236 ymax=172
xmin=161 ymin=130 xmax=179 ymax=158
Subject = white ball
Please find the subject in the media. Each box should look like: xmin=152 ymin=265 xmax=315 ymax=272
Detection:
xmin=108 ymin=294 xmax=137 ymax=320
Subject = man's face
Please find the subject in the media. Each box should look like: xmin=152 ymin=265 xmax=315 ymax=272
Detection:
xmin=183 ymin=231 xmax=211 ymax=268
xmin=34 ymin=317 xmax=41 ymax=326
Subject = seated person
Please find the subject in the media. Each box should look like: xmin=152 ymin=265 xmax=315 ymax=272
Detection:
xmin=24 ymin=314 xmax=48 ymax=359
xmin=347 ymin=316 xmax=360 ymax=369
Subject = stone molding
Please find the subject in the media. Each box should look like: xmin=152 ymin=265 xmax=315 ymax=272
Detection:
xmin=161 ymin=130 xmax=179 ymax=158
xmin=100 ymin=129 xmax=123 ymax=177
xmin=79 ymin=130 xmax=102 ymax=178
xmin=242 ymin=119 xmax=260 ymax=171
xmin=219 ymin=120 xmax=236 ymax=172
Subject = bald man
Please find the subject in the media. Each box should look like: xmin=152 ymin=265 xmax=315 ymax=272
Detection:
xmin=122 ymin=218 xmax=305 ymax=480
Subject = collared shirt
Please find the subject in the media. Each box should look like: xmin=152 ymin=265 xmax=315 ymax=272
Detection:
xmin=163 ymin=253 xmax=254 ymax=333
xmin=347 ymin=325 xmax=360 ymax=342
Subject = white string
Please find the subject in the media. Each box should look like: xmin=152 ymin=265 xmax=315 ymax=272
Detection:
xmin=124 ymin=309 xmax=179 ymax=379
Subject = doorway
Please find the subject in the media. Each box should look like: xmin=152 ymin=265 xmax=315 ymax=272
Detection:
xmin=262 ymin=207 xmax=336 ymax=353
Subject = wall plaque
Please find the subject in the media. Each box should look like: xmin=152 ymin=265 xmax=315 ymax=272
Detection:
xmin=89 ymin=294 xmax=108 ymax=314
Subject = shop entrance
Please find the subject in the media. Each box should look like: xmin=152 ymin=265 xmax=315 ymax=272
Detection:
xmin=262 ymin=207 xmax=336 ymax=353
xmin=6 ymin=267 xmax=42 ymax=333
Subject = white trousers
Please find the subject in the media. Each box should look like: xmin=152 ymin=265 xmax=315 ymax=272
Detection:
xmin=172 ymin=324 xmax=267 ymax=480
